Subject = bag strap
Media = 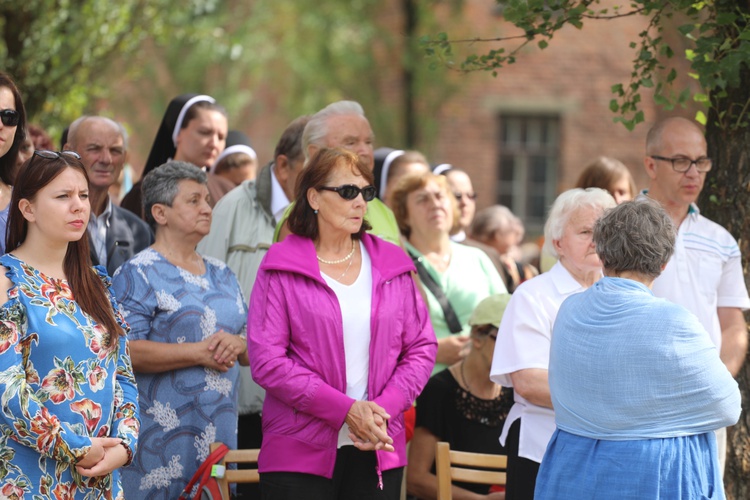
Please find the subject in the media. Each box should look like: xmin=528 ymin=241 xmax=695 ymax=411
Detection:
xmin=178 ymin=444 xmax=230 ymax=500
xmin=408 ymin=250 xmax=463 ymax=334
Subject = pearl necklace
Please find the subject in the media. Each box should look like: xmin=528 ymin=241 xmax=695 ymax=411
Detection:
xmin=317 ymin=239 xmax=356 ymax=265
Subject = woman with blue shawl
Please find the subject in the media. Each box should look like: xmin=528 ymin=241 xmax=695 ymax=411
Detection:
xmin=535 ymin=199 xmax=741 ymax=499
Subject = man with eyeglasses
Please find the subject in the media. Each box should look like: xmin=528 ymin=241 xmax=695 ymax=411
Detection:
xmin=643 ymin=116 xmax=750 ymax=474
xmin=64 ymin=116 xmax=153 ymax=276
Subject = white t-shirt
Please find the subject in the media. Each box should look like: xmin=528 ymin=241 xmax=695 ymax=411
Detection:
xmin=651 ymin=204 xmax=750 ymax=349
xmin=321 ymin=241 xmax=373 ymax=448
xmin=490 ymin=261 xmax=588 ymax=463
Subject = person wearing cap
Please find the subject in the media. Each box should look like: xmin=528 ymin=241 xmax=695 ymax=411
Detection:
xmin=120 ymin=93 xmax=229 ymax=217
xmin=407 ymin=294 xmax=514 ymax=500
xmin=535 ymin=200 xmax=740 ymax=499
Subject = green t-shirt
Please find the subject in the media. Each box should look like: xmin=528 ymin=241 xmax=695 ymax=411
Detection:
xmin=273 ymin=197 xmax=401 ymax=246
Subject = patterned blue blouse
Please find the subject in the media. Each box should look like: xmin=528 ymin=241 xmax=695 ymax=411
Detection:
xmin=112 ymin=248 xmax=247 ymax=500
xmin=0 ymin=254 xmax=139 ymax=499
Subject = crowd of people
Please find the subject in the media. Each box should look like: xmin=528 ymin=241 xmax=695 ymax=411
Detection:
xmin=0 ymin=68 xmax=746 ymax=500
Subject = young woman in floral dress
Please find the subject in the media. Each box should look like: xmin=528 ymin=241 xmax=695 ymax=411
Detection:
xmin=0 ymin=150 xmax=139 ymax=499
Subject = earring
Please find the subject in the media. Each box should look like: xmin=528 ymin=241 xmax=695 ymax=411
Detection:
xmin=314 ymin=209 xmax=318 ymax=214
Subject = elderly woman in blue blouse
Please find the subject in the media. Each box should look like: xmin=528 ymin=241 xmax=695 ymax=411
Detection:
xmin=112 ymin=161 xmax=248 ymax=499
xmin=535 ymin=200 xmax=741 ymax=500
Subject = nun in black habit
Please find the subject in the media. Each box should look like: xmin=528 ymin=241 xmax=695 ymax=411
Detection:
xmin=121 ymin=93 xmax=229 ymax=217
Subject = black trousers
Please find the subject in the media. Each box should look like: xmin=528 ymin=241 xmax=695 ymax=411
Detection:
xmin=505 ymin=419 xmax=541 ymax=500
xmin=236 ymin=413 xmax=263 ymax=498
xmin=260 ymin=446 xmax=403 ymax=500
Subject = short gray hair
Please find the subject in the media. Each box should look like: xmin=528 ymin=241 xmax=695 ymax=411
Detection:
xmin=67 ymin=115 xmax=129 ymax=150
xmin=470 ymin=205 xmax=517 ymax=241
xmin=543 ymin=188 xmax=616 ymax=258
xmin=594 ymin=199 xmax=675 ymax=279
xmin=302 ymin=100 xmax=367 ymax=160
xmin=142 ymin=161 xmax=207 ymax=228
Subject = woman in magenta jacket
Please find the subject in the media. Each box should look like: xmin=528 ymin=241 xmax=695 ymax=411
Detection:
xmin=248 ymin=147 xmax=437 ymax=499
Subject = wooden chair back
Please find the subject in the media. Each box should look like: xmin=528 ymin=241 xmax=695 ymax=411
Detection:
xmin=209 ymin=442 xmax=260 ymax=499
xmin=434 ymin=441 xmax=507 ymax=500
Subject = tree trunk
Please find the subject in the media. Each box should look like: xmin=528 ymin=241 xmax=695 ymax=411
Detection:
xmin=701 ymin=61 xmax=750 ymax=500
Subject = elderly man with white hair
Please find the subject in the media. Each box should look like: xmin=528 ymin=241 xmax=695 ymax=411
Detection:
xmin=275 ymin=100 xmax=401 ymax=245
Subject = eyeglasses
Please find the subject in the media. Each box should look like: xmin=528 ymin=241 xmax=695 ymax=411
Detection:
xmin=651 ymin=155 xmax=712 ymax=173
xmin=0 ymin=109 xmax=19 ymax=127
xmin=318 ymin=184 xmax=377 ymax=202
xmin=474 ymin=324 xmax=498 ymax=339
xmin=454 ymin=191 xmax=478 ymax=202
xmin=33 ymin=150 xmax=82 ymax=161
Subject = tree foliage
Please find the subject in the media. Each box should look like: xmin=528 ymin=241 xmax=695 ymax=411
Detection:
xmin=421 ymin=0 xmax=750 ymax=131
xmin=0 ymin=0 xmax=220 ymax=136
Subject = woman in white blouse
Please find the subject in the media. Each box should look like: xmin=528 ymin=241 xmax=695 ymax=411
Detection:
xmin=489 ymin=188 xmax=615 ymax=499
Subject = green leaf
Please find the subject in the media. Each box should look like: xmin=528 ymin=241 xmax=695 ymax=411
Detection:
xmin=695 ymin=110 xmax=707 ymax=125
xmin=654 ymin=94 xmax=670 ymax=106
xmin=678 ymin=24 xmax=695 ymax=36
xmin=715 ymin=12 xmax=737 ymax=25
xmin=640 ymin=77 xmax=654 ymax=88
xmin=609 ymin=99 xmax=619 ymax=112
xmin=538 ymin=40 xmax=548 ymax=49
xmin=693 ymin=93 xmax=709 ymax=103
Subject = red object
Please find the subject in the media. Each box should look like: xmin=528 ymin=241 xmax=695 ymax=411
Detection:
xmin=404 ymin=406 xmax=416 ymax=442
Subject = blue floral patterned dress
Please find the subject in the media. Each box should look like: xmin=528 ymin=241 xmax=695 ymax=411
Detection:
xmin=0 ymin=254 xmax=139 ymax=500
xmin=112 ymin=248 xmax=247 ymax=500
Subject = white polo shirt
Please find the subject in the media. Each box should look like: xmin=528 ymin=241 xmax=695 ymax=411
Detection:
xmin=651 ymin=202 xmax=750 ymax=349
xmin=490 ymin=261 xmax=587 ymax=463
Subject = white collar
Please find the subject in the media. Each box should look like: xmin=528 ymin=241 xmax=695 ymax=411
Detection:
xmin=270 ymin=166 xmax=291 ymax=222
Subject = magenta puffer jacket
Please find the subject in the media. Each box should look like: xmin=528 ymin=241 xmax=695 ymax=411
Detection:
xmin=248 ymin=233 xmax=436 ymax=480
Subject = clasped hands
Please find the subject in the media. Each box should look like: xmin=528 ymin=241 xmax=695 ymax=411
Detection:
xmin=202 ymin=330 xmax=248 ymax=372
xmin=345 ymin=401 xmax=395 ymax=452
xmin=76 ymin=437 xmax=128 ymax=477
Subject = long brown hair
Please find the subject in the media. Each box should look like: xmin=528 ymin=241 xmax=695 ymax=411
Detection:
xmin=7 ymin=153 xmax=122 ymax=345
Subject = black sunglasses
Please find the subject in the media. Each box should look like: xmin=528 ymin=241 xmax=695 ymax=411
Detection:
xmin=0 ymin=109 xmax=20 ymax=127
xmin=33 ymin=150 xmax=82 ymax=161
xmin=318 ymin=184 xmax=377 ymax=202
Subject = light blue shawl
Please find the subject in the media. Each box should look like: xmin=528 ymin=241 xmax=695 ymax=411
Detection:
xmin=549 ymin=277 xmax=740 ymax=440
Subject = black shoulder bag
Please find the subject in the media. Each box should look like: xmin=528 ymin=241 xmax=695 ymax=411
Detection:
xmin=408 ymin=250 xmax=463 ymax=334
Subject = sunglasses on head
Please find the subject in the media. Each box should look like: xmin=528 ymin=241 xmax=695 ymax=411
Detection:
xmin=33 ymin=150 xmax=82 ymax=161
xmin=0 ymin=109 xmax=20 ymax=127
xmin=318 ymin=184 xmax=377 ymax=202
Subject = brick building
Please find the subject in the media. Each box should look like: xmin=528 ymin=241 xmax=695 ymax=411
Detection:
xmin=422 ymin=0 xmax=678 ymax=235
